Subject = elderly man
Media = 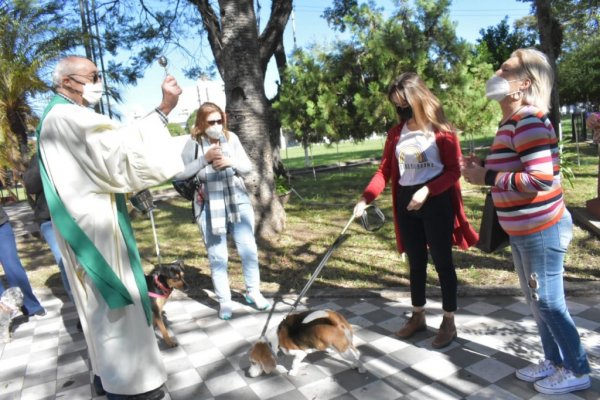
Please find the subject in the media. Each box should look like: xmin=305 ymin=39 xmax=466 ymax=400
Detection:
xmin=37 ymin=55 xmax=185 ymax=400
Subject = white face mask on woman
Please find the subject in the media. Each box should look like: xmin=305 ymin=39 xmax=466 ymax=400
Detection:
xmin=82 ymin=82 xmax=104 ymax=106
xmin=485 ymin=75 xmax=522 ymax=101
xmin=205 ymin=125 xmax=223 ymax=139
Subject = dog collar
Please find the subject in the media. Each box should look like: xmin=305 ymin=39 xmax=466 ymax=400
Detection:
xmin=148 ymin=275 xmax=172 ymax=299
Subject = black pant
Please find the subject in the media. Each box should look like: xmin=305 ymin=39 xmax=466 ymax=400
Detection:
xmin=396 ymin=184 xmax=457 ymax=312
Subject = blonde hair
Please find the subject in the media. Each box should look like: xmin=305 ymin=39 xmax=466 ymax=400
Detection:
xmin=192 ymin=102 xmax=229 ymax=141
xmin=387 ymin=72 xmax=453 ymax=133
xmin=511 ymin=48 xmax=554 ymax=114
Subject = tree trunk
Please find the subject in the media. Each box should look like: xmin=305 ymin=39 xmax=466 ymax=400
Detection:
xmin=191 ymin=0 xmax=292 ymax=238
xmin=535 ymin=0 xmax=563 ymax=135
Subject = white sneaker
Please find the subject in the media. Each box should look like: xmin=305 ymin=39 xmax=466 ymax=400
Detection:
xmin=516 ymin=359 xmax=556 ymax=382
xmin=534 ymin=367 xmax=591 ymax=395
xmin=244 ymin=291 xmax=270 ymax=311
xmin=218 ymin=301 xmax=233 ymax=320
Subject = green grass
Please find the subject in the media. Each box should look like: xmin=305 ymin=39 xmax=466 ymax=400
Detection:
xmin=281 ymin=138 xmax=386 ymax=169
xmin=14 ymin=128 xmax=600 ymax=297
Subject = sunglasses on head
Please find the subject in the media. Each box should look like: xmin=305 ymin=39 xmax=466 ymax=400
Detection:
xmin=207 ymin=119 xmax=223 ymax=126
xmin=69 ymin=72 xmax=102 ymax=84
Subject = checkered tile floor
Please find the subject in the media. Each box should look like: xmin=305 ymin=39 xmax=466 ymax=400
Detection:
xmin=1 ymin=290 xmax=598 ymax=400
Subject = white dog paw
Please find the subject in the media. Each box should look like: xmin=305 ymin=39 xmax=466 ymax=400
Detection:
xmin=357 ymin=366 xmax=366 ymax=374
xmin=288 ymin=369 xmax=299 ymax=376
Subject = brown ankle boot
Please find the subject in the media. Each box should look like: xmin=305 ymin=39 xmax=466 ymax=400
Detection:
xmin=432 ymin=315 xmax=457 ymax=349
xmin=396 ymin=310 xmax=426 ymax=339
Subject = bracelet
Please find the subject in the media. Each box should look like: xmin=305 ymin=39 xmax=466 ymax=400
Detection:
xmin=154 ymin=108 xmax=168 ymax=125
xmin=484 ymin=169 xmax=499 ymax=186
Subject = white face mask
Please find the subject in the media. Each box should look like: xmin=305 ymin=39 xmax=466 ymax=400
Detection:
xmin=205 ymin=125 xmax=223 ymax=139
xmin=485 ymin=75 xmax=521 ymax=101
xmin=82 ymin=82 xmax=104 ymax=106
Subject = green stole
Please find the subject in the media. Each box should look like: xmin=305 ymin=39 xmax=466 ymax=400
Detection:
xmin=36 ymin=94 xmax=152 ymax=325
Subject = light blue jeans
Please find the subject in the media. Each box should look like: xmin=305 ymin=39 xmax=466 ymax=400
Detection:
xmin=39 ymin=220 xmax=72 ymax=302
xmin=510 ymin=210 xmax=590 ymax=375
xmin=0 ymin=222 xmax=45 ymax=315
xmin=197 ymin=198 xmax=260 ymax=303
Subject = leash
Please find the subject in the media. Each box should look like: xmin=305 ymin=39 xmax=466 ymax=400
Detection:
xmin=257 ymin=203 xmax=385 ymax=339
xmin=291 ymin=215 xmax=354 ymax=310
xmin=257 ymin=213 xmax=353 ymax=340
xmin=130 ymin=189 xmax=162 ymax=266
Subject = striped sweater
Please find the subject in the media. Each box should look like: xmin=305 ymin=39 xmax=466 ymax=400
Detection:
xmin=485 ymin=105 xmax=564 ymax=236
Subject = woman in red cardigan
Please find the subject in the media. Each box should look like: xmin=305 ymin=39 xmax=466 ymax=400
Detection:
xmin=354 ymin=72 xmax=478 ymax=348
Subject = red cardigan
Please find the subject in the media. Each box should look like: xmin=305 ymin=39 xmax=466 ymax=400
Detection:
xmin=362 ymin=122 xmax=479 ymax=253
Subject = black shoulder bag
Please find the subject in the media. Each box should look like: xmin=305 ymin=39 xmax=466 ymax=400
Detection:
xmin=171 ymin=142 xmax=199 ymax=201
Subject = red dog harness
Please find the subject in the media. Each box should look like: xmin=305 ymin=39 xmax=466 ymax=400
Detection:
xmin=148 ymin=275 xmax=172 ymax=299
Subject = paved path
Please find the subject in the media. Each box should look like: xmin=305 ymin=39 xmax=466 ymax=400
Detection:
xmin=2 ymin=192 xmax=599 ymax=399
xmin=0 ymin=289 xmax=598 ymax=400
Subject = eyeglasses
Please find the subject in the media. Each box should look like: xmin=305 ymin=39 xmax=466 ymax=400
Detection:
xmin=69 ymin=72 xmax=102 ymax=84
xmin=207 ymin=119 xmax=223 ymax=126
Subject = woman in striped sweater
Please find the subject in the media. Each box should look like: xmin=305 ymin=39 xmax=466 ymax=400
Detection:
xmin=461 ymin=48 xmax=591 ymax=395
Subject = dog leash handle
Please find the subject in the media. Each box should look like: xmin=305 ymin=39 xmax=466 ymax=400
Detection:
xmin=148 ymin=210 xmax=162 ymax=266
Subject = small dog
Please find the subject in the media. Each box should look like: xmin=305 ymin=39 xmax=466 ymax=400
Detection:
xmin=0 ymin=287 xmax=24 ymax=343
xmin=248 ymin=309 xmax=365 ymax=377
xmin=146 ymin=261 xmax=188 ymax=347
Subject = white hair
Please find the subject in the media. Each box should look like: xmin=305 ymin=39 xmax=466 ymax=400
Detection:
xmin=51 ymin=55 xmax=87 ymax=88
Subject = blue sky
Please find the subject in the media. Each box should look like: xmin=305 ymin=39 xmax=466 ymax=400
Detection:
xmin=120 ymin=0 xmax=532 ymax=119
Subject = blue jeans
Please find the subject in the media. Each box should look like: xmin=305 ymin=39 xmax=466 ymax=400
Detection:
xmin=0 ymin=222 xmax=45 ymax=315
xmin=197 ymin=200 xmax=260 ymax=303
xmin=40 ymin=220 xmax=72 ymax=302
xmin=510 ymin=210 xmax=590 ymax=374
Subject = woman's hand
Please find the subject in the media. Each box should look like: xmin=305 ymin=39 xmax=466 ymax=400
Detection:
xmin=212 ymin=156 xmax=233 ymax=170
xmin=204 ymin=144 xmax=222 ymax=163
xmin=407 ymin=186 xmax=429 ymax=211
xmin=460 ymin=159 xmax=487 ymax=185
xmin=353 ymin=198 xmax=368 ymax=218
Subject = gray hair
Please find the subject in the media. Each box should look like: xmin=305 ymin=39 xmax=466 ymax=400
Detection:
xmin=51 ymin=55 xmax=87 ymax=88
xmin=511 ymin=48 xmax=554 ymax=114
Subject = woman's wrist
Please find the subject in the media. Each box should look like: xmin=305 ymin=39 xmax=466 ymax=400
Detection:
xmin=484 ymin=169 xmax=499 ymax=186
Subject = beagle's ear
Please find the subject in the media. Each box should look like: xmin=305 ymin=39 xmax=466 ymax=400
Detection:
xmin=260 ymin=354 xmax=277 ymax=374
xmin=249 ymin=342 xmax=277 ymax=374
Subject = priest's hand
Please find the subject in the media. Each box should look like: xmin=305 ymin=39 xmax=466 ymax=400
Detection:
xmin=157 ymin=75 xmax=182 ymax=116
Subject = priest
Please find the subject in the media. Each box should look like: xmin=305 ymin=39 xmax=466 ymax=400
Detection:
xmin=37 ymin=55 xmax=186 ymax=400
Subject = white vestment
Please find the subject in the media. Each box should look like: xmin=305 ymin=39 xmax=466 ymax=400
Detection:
xmin=39 ymin=101 xmax=185 ymax=395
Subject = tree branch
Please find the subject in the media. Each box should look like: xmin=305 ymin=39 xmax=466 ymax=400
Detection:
xmin=188 ymin=0 xmax=223 ymax=75
xmin=258 ymin=0 xmax=292 ymax=74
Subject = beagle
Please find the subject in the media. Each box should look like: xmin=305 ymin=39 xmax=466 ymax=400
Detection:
xmin=248 ymin=309 xmax=365 ymax=377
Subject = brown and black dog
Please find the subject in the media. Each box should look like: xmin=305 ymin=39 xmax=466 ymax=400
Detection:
xmin=146 ymin=260 xmax=188 ymax=347
xmin=248 ymin=309 xmax=365 ymax=376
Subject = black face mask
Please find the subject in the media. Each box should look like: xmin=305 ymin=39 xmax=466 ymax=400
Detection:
xmin=396 ymin=105 xmax=413 ymax=120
